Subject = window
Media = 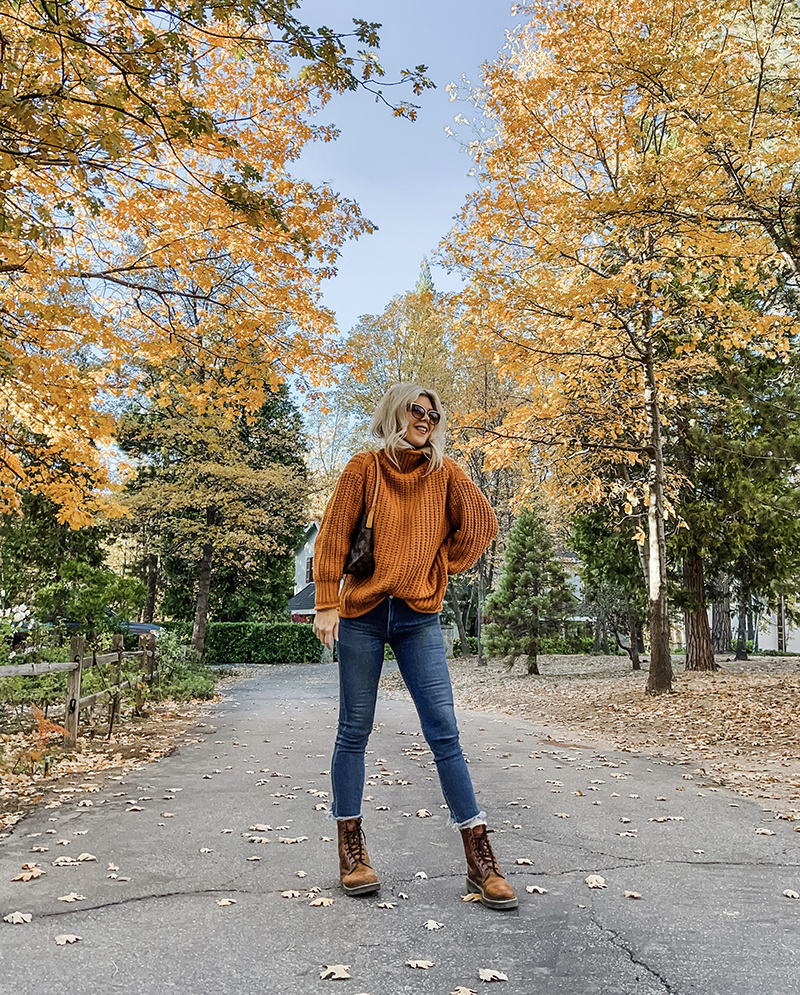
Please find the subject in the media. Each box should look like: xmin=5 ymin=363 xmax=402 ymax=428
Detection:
xmin=305 ymin=556 xmax=314 ymax=584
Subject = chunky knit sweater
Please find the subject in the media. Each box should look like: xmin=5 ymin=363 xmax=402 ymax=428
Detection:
xmin=314 ymin=448 xmax=498 ymax=618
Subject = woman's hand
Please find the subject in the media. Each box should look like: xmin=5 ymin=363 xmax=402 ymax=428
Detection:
xmin=313 ymin=608 xmax=340 ymax=650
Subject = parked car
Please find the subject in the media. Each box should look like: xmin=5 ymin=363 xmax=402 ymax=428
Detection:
xmin=105 ymin=610 xmax=163 ymax=638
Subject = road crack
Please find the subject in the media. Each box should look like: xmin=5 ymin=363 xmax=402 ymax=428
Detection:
xmin=591 ymin=914 xmax=679 ymax=994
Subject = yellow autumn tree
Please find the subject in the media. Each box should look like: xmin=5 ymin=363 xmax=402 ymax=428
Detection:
xmin=445 ymin=0 xmax=798 ymax=692
xmin=0 ymin=2 xmax=431 ymax=525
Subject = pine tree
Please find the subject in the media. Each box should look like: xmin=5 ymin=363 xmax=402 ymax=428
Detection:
xmin=482 ymin=507 xmax=577 ymax=675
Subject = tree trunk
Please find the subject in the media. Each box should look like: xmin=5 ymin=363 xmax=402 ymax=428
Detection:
xmin=711 ymin=578 xmax=732 ymax=653
xmin=525 ymin=653 xmax=540 ymax=675
xmin=192 ymin=508 xmax=217 ymax=658
xmin=476 ymin=554 xmax=487 ymax=667
xmin=448 ymin=580 xmax=471 ymax=658
xmin=627 ymin=604 xmax=641 ymax=670
xmin=592 ymin=618 xmax=603 ymax=655
xmin=734 ymin=591 xmax=749 ymax=660
xmin=143 ymin=552 xmax=158 ymax=623
xmin=600 ymin=619 xmax=609 ymax=655
xmin=643 ymin=337 xmax=674 ymax=694
xmin=683 ymin=552 xmax=717 ymax=671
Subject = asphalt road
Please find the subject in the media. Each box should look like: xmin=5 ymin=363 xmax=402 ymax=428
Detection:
xmin=0 ymin=663 xmax=798 ymax=995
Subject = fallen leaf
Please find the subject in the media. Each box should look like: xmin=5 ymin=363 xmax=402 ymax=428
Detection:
xmin=406 ymin=959 xmax=435 ymax=969
xmin=461 ymin=893 xmax=483 ymax=903
xmin=309 ymin=896 xmax=334 ymax=907
xmin=160 ymin=813 xmax=174 ymax=818
xmin=12 ymin=864 xmax=45 ymax=882
xmin=29 ymin=847 xmax=48 ymax=853
xmin=320 ymin=964 xmax=351 ymax=980
xmin=246 ymin=856 xmax=261 ymax=862
xmin=58 ymin=893 xmax=86 ymax=903
xmin=755 ymin=828 xmax=776 ymax=836
xmin=216 ymin=898 xmax=236 ymax=906
xmin=415 ymin=809 xmax=432 ymax=818
xmin=3 ymin=911 xmax=32 ymax=924
xmin=555 ymin=812 xmax=570 ymax=819
xmin=415 ymin=870 xmax=428 ymax=880
xmin=296 ymin=870 xmax=307 ymax=878
xmin=281 ymin=890 xmax=300 ymax=898
xmin=783 ymin=889 xmax=800 ymax=899
xmin=451 ymin=988 xmax=478 ymax=995
xmin=378 ymin=902 xmax=396 ymax=908
xmin=279 ymin=836 xmax=309 ymax=844
xmin=320 ymin=836 xmax=334 ymax=842
xmin=423 ymin=919 xmax=443 ymax=930
xmin=51 ymin=856 xmax=78 ymax=867
xmin=76 ymin=853 xmax=96 ymax=862
xmin=478 ymin=968 xmax=509 ymax=982
xmin=249 ymin=824 xmax=272 ymax=832
xmin=54 ymin=934 xmax=82 ymax=945
xmin=514 ymin=858 xmax=534 ymax=865
xmin=623 ymin=891 xmax=642 ymax=900
xmin=56 ymin=839 xmax=71 ymax=846
xmin=198 ymin=848 xmax=214 ymax=853
xmin=585 ymin=875 xmax=607 ymax=889
xmin=525 ymin=885 xmax=548 ymax=894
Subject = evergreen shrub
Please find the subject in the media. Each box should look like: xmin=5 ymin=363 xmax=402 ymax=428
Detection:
xmin=205 ymin=622 xmax=322 ymax=665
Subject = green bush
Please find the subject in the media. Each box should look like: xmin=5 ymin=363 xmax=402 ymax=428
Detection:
xmin=453 ymin=636 xmax=479 ymax=657
xmin=205 ymin=621 xmax=323 ymax=665
xmin=536 ymin=634 xmax=595 ymax=655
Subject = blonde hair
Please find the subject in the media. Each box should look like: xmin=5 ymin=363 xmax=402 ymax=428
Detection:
xmin=370 ymin=383 xmax=446 ymax=473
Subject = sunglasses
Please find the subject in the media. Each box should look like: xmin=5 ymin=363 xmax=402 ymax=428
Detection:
xmin=407 ymin=402 xmax=441 ymax=425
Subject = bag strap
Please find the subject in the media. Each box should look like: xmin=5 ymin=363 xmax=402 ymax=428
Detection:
xmin=365 ymin=451 xmax=381 ymax=528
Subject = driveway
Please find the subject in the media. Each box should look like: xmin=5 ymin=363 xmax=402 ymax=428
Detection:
xmin=0 ymin=663 xmax=798 ymax=994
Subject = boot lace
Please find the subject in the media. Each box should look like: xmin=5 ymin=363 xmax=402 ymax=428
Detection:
xmin=342 ymin=821 xmax=371 ymax=867
xmin=472 ymin=827 xmax=501 ymax=874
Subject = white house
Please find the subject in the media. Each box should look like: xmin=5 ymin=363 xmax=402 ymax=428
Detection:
xmin=288 ymin=523 xmax=318 ymax=621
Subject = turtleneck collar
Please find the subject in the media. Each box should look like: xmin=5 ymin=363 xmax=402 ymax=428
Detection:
xmin=379 ymin=442 xmax=432 ymax=471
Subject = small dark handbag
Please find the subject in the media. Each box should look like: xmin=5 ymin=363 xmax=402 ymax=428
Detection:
xmin=343 ymin=451 xmax=381 ymax=578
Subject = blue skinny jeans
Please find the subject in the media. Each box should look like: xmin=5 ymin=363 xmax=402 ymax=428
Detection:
xmin=331 ymin=596 xmax=485 ymax=828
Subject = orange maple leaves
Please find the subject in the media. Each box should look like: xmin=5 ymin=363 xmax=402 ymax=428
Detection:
xmin=0 ymin=4 xmax=372 ymax=524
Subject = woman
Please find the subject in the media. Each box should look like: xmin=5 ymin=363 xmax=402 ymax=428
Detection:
xmin=313 ymin=383 xmax=517 ymax=911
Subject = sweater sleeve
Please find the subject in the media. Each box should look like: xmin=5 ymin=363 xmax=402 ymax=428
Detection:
xmin=443 ymin=464 xmax=499 ymax=575
xmin=313 ymin=457 xmax=367 ymax=611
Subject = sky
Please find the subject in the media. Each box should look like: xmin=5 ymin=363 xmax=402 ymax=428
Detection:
xmin=294 ymin=1 xmax=518 ymax=336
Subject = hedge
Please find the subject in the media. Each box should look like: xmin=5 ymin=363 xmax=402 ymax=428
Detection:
xmin=453 ymin=636 xmax=479 ymax=657
xmin=204 ymin=622 xmax=323 ymax=665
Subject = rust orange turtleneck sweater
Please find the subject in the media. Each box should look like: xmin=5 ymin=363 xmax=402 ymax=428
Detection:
xmin=314 ymin=448 xmax=498 ymax=618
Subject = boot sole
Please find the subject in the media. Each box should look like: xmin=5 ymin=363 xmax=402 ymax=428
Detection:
xmin=467 ymin=876 xmax=518 ymax=910
xmin=342 ymin=880 xmax=380 ymax=896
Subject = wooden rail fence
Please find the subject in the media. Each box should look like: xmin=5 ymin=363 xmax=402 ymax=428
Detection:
xmin=0 ymin=633 xmax=157 ymax=748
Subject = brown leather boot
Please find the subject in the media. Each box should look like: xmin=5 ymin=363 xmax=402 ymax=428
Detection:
xmin=461 ymin=824 xmax=518 ymax=910
xmin=337 ymin=818 xmax=379 ymax=896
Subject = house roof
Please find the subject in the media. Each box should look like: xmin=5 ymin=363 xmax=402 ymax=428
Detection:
xmin=288 ymin=582 xmax=316 ymax=613
xmin=294 ymin=522 xmax=319 ymax=553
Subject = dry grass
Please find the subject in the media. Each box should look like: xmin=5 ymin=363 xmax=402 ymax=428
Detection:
xmin=380 ymin=653 xmax=800 ymax=816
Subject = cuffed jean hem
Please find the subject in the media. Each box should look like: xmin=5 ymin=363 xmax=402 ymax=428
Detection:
xmin=327 ymin=809 xmax=362 ymax=822
xmin=447 ymin=809 xmax=487 ymax=831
